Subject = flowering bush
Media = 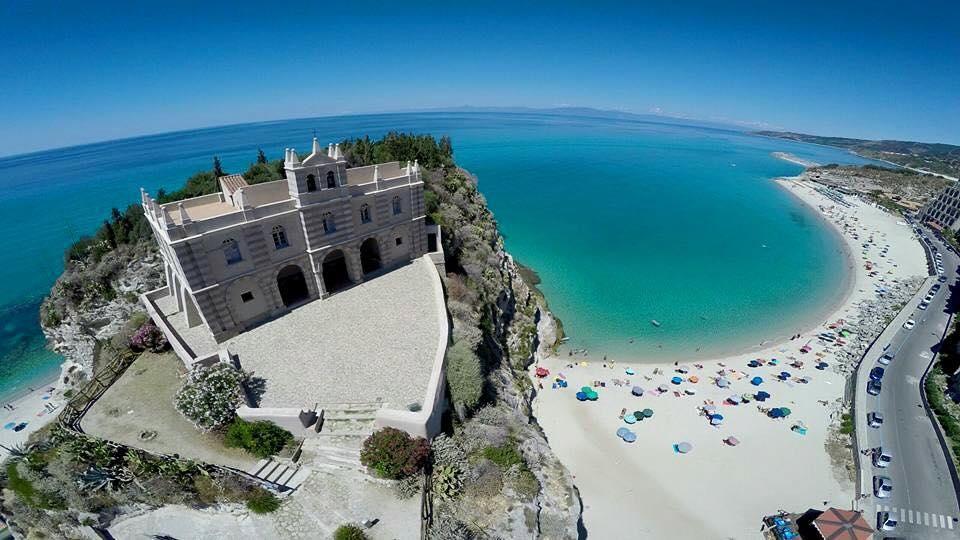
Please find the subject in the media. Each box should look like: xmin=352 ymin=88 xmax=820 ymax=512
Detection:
xmin=129 ymin=321 xmax=168 ymax=352
xmin=360 ymin=427 xmax=430 ymax=479
xmin=174 ymin=363 xmax=247 ymax=431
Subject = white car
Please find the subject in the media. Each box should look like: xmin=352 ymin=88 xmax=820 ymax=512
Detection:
xmin=867 ymin=411 xmax=884 ymax=428
xmin=903 ymin=319 xmax=916 ymax=330
xmin=873 ymin=448 xmax=893 ymax=468
xmin=878 ymin=353 xmax=894 ymax=366
xmin=877 ymin=511 xmax=898 ymax=531
xmin=874 ymin=475 xmax=893 ymax=498
xmin=919 ymin=301 xmax=929 ymax=310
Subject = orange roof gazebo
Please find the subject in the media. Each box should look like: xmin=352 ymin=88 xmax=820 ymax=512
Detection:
xmin=812 ymin=508 xmax=874 ymax=540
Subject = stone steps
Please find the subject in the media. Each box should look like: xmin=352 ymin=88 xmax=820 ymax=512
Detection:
xmin=247 ymin=458 xmax=310 ymax=490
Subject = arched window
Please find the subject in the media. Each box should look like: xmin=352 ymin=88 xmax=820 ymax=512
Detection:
xmin=360 ymin=203 xmax=372 ymax=224
xmin=222 ymin=238 xmax=242 ymax=265
xmin=326 ymin=170 xmax=337 ymax=189
xmin=271 ymin=225 xmax=289 ymax=249
xmin=322 ymin=212 xmax=336 ymax=234
xmin=392 ymin=195 xmax=402 ymax=215
xmin=306 ymin=174 xmax=317 ymax=192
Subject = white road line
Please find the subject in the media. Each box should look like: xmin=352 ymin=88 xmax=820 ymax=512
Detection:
xmin=932 ymin=514 xmax=940 ymax=528
xmin=924 ymin=512 xmax=930 ymax=526
xmin=900 ymin=507 xmax=905 ymax=522
xmin=884 ymin=505 xmax=890 ymax=512
xmin=940 ymin=514 xmax=946 ymax=528
xmin=949 ymin=518 xmax=954 ymax=530
xmin=909 ymin=509 xmax=914 ymax=523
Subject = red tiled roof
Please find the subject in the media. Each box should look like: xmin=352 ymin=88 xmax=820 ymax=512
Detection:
xmin=813 ymin=508 xmax=873 ymax=540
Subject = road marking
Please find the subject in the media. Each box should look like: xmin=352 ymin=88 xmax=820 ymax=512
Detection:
xmin=941 ymin=514 xmax=947 ymax=528
xmin=900 ymin=507 xmax=905 ymax=522
xmin=949 ymin=518 xmax=955 ymax=529
xmin=909 ymin=509 xmax=914 ymax=523
xmin=924 ymin=512 xmax=930 ymax=526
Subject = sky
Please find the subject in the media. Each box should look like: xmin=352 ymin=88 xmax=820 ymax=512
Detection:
xmin=1 ymin=0 xmax=958 ymax=156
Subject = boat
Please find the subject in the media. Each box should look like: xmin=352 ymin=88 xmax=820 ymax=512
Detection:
xmin=650 ymin=320 xmax=661 ymax=327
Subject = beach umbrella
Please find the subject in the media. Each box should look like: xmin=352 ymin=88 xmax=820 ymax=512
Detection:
xmin=741 ymin=393 xmax=752 ymax=403
xmin=779 ymin=407 xmax=792 ymax=417
xmin=716 ymin=377 xmax=730 ymax=388
xmin=625 ymin=368 xmax=636 ymax=375
xmin=633 ymin=410 xmax=644 ymax=419
xmin=586 ymin=390 xmax=598 ymax=401
xmin=748 ymin=360 xmax=760 ymax=368
xmin=622 ymin=431 xmax=637 ymax=443
xmin=3 ymin=422 xmax=14 ymax=430
xmin=726 ymin=436 xmax=740 ymax=446
xmin=728 ymin=395 xmax=741 ymax=405
xmin=768 ymin=408 xmax=784 ymax=418
xmin=575 ymin=391 xmax=588 ymax=401
xmin=703 ymin=404 xmax=717 ymax=413
xmin=624 ymin=414 xmax=637 ymax=424
xmin=751 ymin=376 xmax=763 ymax=386
xmin=711 ymin=416 xmax=724 ymax=426
xmin=581 ymin=386 xmax=592 ymax=393
xmin=616 ymin=427 xmax=630 ymax=438
xmin=756 ymin=391 xmax=771 ymax=401
xmin=688 ymin=375 xmax=699 ymax=383
xmin=671 ymin=376 xmax=683 ymax=385
xmin=631 ymin=386 xmax=644 ymax=396
xmin=676 ymin=442 xmax=693 ymax=454
xmin=658 ymin=384 xmax=669 ymax=392
xmin=642 ymin=408 xmax=654 ymax=418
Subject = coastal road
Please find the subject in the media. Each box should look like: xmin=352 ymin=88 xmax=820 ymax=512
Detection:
xmin=862 ymin=228 xmax=960 ymax=539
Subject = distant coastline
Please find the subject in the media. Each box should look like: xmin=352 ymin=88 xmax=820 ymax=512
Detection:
xmin=772 ymin=151 xmax=821 ymax=168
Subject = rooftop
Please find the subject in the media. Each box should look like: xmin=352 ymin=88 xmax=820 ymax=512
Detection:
xmin=226 ymin=257 xmax=444 ymax=410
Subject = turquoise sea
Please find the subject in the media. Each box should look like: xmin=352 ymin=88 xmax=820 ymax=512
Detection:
xmin=0 ymin=112 xmax=875 ymax=398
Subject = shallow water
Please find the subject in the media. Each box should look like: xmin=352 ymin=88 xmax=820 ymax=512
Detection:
xmin=0 ymin=111 xmax=876 ymax=396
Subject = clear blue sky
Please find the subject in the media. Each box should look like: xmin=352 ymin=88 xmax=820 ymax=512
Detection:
xmin=1 ymin=0 xmax=957 ymax=156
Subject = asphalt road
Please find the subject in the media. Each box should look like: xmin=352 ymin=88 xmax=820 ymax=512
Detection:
xmin=863 ymin=228 xmax=960 ymax=539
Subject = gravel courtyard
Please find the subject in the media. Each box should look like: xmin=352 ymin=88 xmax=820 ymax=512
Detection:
xmin=226 ymin=258 xmax=444 ymax=410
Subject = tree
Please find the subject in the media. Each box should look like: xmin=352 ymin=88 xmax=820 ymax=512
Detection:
xmin=174 ymin=363 xmax=248 ymax=431
xmin=256 ymin=148 xmax=268 ymax=164
xmin=101 ymin=219 xmax=117 ymax=249
xmin=213 ymin=156 xmax=225 ymax=177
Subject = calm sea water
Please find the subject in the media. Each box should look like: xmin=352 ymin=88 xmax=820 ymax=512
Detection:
xmin=0 ymin=112 xmax=874 ymax=397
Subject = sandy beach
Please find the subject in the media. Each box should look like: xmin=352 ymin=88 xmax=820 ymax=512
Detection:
xmin=531 ymin=177 xmax=927 ymax=538
xmin=0 ymin=376 xmax=62 ymax=453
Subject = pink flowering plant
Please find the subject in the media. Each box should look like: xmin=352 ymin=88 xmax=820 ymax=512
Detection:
xmin=129 ymin=321 xmax=168 ymax=352
xmin=175 ymin=363 xmax=248 ymax=431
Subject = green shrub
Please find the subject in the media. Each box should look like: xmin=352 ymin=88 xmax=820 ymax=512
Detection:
xmin=245 ymin=488 xmax=280 ymax=514
xmin=446 ymin=341 xmax=483 ymax=411
xmin=483 ymin=440 xmax=524 ymax=469
xmin=839 ymin=413 xmax=854 ymax=436
xmin=333 ymin=524 xmax=368 ymax=540
xmin=224 ymin=419 xmax=293 ymax=458
xmin=5 ymin=463 xmax=64 ymax=510
xmin=360 ymin=427 xmax=430 ymax=479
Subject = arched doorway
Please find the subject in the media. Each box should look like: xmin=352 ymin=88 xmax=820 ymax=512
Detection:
xmin=322 ymin=250 xmax=351 ymax=293
xmin=360 ymin=238 xmax=382 ymax=275
xmin=277 ymin=265 xmax=309 ymax=307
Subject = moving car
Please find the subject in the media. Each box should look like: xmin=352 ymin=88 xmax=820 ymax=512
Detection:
xmin=903 ymin=319 xmax=916 ymax=330
xmin=870 ymin=367 xmax=885 ymax=381
xmin=873 ymin=448 xmax=893 ymax=468
xmin=867 ymin=411 xmax=884 ymax=428
xmin=867 ymin=379 xmax=882 ymax=396
xmin=874 ymin=475 xmax=893 ymax=498
xmin=877 ymin=511 xmax=898 ymax=531
xmin=878 ymin=352 xmax=894 ymax=366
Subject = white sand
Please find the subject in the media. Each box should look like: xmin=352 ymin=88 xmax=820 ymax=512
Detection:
xmin=0 ymin=377 xmax=62 ymax=453
xmin=531 ymin=179 xmax=927 ymax=538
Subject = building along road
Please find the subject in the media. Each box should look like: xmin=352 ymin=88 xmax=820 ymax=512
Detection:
xmin=861 ymin=227 xmax=960 ymax=539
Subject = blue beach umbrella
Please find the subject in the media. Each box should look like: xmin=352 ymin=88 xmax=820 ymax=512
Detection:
xmin=622 ymin=431 xmax=637 ymax=443
xmin=755 ymin=391 xmax=771 ymax=401
xmin=631 ymin=386 xmax=644 ymax=396
xmin=575 ymin=391 xmax=587 ymax=401
xmin=625 ymin=368 xmax=636 ymax=375
xmin=617 ymin=427 xmax=630 ymax=438
xmin=624 ymin=414 xmax=637 ymax=424
xmin=3 ymin=422 xmax=14 ymax=430
xmin=751 ymin=376 xmax=763 ymax=386
xmin=779 ymin=371 xmax=791 ymax=380
xmin=671 ymin=376 xmax=683 ymax=385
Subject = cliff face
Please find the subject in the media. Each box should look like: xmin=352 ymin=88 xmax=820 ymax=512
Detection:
xmin=425 ymin=167 xmax=580 ymax=539
xmin=41 ymin=243 xmax=163 ymax=389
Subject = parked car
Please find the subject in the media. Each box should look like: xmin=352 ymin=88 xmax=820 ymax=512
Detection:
xmin=868 ymin=411 xmax=884 ymax=428
xmin=873 ymin=448 xmax=893 ymax=468
xmin=877 ymin=511 xmax=898 ymax=531
xmin=870 ymin=367 xmax=885 ymax=381
xmin=938 ymin=275 xmax=948 ymax=283
xmin=874 ymin=476 xmax=893 ymax=498
xmin=878 ymin=353 xmax=894 ymax=366
xmin=867 ymin=379 xmax=882 ymax=396
xmin=919 ymin=301 xmax=929 ymax=310
xmin=903 ymin=319 xmax=916 ymax=330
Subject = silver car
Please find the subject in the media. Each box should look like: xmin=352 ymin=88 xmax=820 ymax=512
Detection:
xmin=868 ymin=412 xmax=884 ymax=428
xmin=874 ymin=475 xmax=893 ymax=498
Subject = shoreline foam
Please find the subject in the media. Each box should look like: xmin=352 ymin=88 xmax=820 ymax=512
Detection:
xmin=531 ymin=177 xmax=926 ymax=538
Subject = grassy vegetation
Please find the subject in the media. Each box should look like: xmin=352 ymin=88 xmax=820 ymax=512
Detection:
xmin=333 ymin=524 xmax=369 ymax=540
xmin=482 ymin=439 xmax=524 ymax=468
xmin=925 ymin=365 xmax=960 ymax=468
xmin=839 ymin=412 xmax=854 ymax=436
xmin=245 ymin=487 xmax=281 ymax=514
xmin=224 ymin=419 xmax=293 ymax=458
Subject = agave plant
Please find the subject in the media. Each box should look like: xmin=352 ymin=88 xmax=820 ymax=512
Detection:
xmin=432 ymin=464 xmax=463 ymax=502
xmin=79 ymin=466 xmax=133 ymax=492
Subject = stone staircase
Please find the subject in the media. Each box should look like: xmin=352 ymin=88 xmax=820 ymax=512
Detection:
xmin=247 ymin=457 xmax=311 ymax=491
xmin=315 ymin=402 xmax=381 ymax=439
xmin=304 ymin=441 xmax=367 ymax=474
